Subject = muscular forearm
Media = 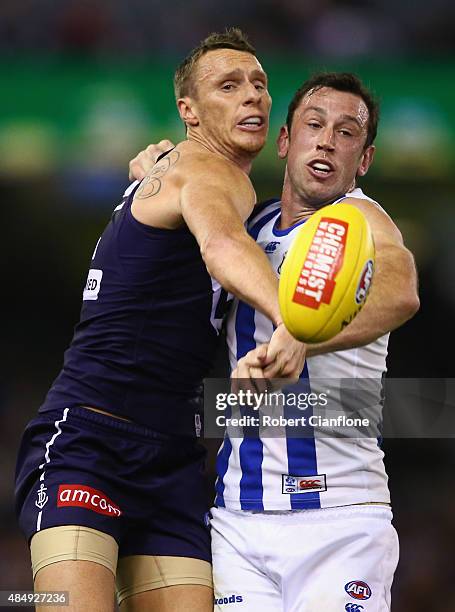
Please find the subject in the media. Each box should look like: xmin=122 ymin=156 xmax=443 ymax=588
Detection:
xmin=202 ymin=232 xmax=281 ymax=326
xmin=306 ymin=244 xmax=419 ymax=357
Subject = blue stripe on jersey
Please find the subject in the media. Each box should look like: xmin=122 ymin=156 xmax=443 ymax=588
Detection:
xmin=235 ymin=206 xmax=280 ymax=510
xmin=234 ymin=206 xmax=281 ymax=360
xmin=271 ymin=214 xmax=307 ymax=237
xmin=249 ymin=206 xmax=281 ymax=241
xmin=239 ymin=436 xmax=263 ymax=510
xmin=234 ymin=301 xmax=257 ymax=359
xmin=236 ymin=293 xmax=263 ymax=507
xmin=214 ymin=434 xmax=232 ymax=508
xmin=232 ymin=286 xmax=264 ymax=509
xmin=285 ymin=363 xmax=321 ymax=509
xmin=247 ymin=198 xmax=280 ymax=225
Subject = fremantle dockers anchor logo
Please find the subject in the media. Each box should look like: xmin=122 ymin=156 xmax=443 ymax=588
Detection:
xmin=35 ymin=483 xmax=49 ymax=509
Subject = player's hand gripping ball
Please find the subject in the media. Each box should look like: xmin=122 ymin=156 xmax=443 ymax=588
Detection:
xmin=279 ymin=204 xmax=375 ymax=342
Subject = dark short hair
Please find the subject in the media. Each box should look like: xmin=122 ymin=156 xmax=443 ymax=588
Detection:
xmin=286 ymin=72 xmax=380 ymax=148
xmin=174 ymin=28 xmax=256 ymax=100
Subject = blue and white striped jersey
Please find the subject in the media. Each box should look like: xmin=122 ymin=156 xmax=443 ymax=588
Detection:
xmin=215 ymin=188 xmax=391 ymax=510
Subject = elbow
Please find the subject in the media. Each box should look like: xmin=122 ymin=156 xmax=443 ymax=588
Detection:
xmin=389 ymin=249 xmax=420 ymax=323
xmin=410 ymin=292 xmax=421 ymax=317
xmin=400 ymin=291 xmax=420 ymax=322
xmin=402 ymin=251 xmax=420 ymax=320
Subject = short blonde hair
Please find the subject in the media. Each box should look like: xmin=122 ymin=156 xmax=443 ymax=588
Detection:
xmin=173 ymin=28 xmax=256 ymax=100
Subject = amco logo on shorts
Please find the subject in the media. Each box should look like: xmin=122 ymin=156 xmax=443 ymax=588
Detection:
xmin=214 ymin=594 xmax=243 ymax=606
xmin=57 ymin=484 xmax=121 ymax=517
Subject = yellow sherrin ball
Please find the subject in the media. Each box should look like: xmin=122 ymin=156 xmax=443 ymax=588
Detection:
xmin=279 ymin=203 xmax=375 ymax=342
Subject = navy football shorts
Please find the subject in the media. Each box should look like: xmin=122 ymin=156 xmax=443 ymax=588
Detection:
xmin=15 ymin=406 xmax=211 ymax=562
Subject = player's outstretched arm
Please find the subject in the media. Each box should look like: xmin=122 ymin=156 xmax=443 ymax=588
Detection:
xmin=180 ymin=157 xmax=282 ymax=326
xmin=307 ymin=198 xmax=420 ymax=357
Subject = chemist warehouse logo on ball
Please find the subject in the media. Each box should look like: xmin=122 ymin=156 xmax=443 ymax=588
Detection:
xmin=344 ymin=580 xmax=372 ymax=600
xmin=214 ymin=594 xmax=243 ymax=606
xmin=57 ymin=484 xmax=121 ymax=517
xmin=292 ymin=218 xmax=347 ymax=309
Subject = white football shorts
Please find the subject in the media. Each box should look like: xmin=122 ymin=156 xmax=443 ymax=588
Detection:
xmin=211 ymin=504 xmax=399 ymax=612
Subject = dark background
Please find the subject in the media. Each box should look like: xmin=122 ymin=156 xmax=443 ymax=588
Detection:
xmin=1 ymin=1 xmax=454 ymax=610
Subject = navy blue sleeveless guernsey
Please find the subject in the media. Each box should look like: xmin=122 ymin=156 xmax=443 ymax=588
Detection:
xmin=41 ymin=181 xmax=226 ymax=436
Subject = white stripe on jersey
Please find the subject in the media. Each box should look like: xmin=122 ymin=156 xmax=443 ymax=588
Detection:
xmin=114 ymin=180 xmax=140 ymax=211
xmin=123 ymin=180 xmax=140 ymax=198
xmin=216 ymin=188 xmax=391 ymax=511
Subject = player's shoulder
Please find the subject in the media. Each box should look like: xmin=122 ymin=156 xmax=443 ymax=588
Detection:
xmin=176 ymin=142 xmax=253 ymax=190
xmin=171 ymin=142 xmax=256 ymax=213
xmin=335 ymin=187 xmax=388 ymax=216
xmin=335 ymin=188 xmax=403 ymax=243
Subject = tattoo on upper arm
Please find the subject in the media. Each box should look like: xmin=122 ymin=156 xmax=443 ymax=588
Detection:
xmin=135 ymin=150 xmax=180 ymax=199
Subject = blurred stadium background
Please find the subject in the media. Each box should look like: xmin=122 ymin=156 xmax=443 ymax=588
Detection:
xmin=1 ymin=1 xmax=454 ymax=610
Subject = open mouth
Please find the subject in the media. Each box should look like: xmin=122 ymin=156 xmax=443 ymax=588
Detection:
xmin=307 ymin=159 xmax=335 ymax=177
xmin=237 ymin=116 xmax=265 ymax=131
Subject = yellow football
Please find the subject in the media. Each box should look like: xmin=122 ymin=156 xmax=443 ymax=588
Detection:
xmin=279 ymin=203 xmax=375 ymax=343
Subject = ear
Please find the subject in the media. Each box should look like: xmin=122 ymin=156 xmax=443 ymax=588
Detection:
xmin=277 ymin=125 xmax=290 ymax=159
xmin=177 ymin=97 xmax=199 ymax=127
xmin=357 ymin=144 xmax=375 ymax=177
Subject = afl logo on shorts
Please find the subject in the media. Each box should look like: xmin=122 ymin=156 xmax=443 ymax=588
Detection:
xmin=344 ymin=580 xmax=372 ymax=600
xmin=355 ymin=260 xmax=374 ymax=305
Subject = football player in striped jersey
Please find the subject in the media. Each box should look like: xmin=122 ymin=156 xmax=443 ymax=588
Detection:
xmin=131 ymin=73 xmax=419 ymax=611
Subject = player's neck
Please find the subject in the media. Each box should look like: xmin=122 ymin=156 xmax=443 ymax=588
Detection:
xmin=185 ymin=131 xmax=254 ymax=175
xmin=279 ymin=175 xmax=354 ymax=230
xmin=278 ymin=180 xmax=321 ymax=229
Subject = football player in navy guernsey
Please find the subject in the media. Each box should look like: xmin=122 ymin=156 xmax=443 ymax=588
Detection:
xmin=130 ymin=73 xmax=419 ymax=611
xmin=14 ymin=29 xmax=307 ymax=612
